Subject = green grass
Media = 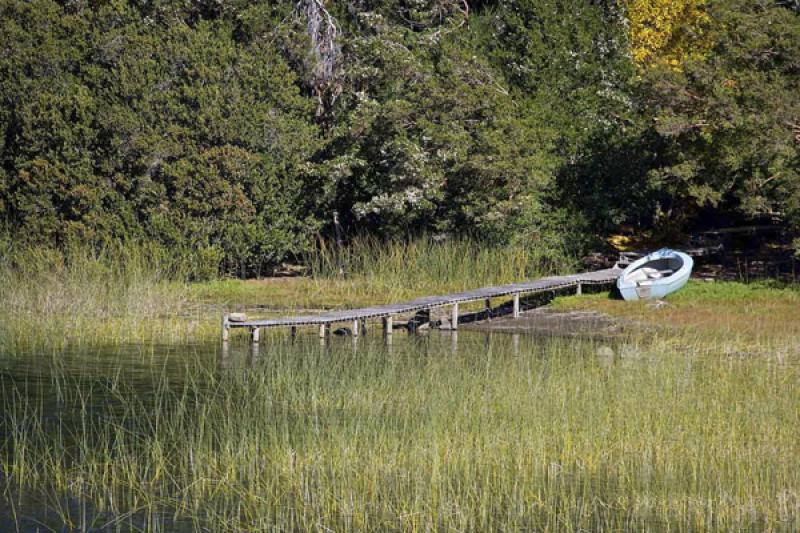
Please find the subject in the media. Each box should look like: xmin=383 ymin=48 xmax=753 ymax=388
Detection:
xmin=0 ymin=244 xmax=216 ymax=352
xmin=2 ymin=334 xmax=798 ymax=531
xmin=192 ymin=236 xmax=574 ymax=309
xmin=2 ymin=242 xmax=799 ymax=531
xmin=552 ymin=281 xmax=800 ymax=353
xmin=4 ymin=238 xmax=799 ymax=356
xmin=0 ymin=237 xmax=572 ymax=352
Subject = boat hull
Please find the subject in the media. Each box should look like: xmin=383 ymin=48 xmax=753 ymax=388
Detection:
xmin=617 ymin=249 xmax=693 ymax=301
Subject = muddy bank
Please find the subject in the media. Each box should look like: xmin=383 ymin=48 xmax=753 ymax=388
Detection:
xmin=460 ymin=307 xmax=631 ymax=340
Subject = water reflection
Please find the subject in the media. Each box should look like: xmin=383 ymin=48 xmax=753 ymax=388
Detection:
xmin=2 ymin=331 xmax=625 ymax=417
xmin=5 ymin=329 xmax=785 ymax=531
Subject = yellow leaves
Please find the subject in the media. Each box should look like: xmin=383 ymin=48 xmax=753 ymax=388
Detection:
xmin=625 ymin=0 xmax=713 ymax=69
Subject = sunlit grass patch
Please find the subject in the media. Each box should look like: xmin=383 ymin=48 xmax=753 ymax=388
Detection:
xmin=191 ymin=236 xmax=575 ymax=309
xmin=0 ymin=244 xmax=213 ymax=352
xmin=0 ymin=237 xmax=574 ymax=350
xmin=552 ymin=280 xmax=800 ymax=353
xmin=2 ymin=242 xmax=800 ymax=531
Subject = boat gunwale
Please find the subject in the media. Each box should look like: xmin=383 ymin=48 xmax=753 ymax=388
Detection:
xmin=617 ymin=249 xmax=693 ymax=299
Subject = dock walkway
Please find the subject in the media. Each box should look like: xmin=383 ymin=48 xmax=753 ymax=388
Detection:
xmin=223 ymin=266 xmax=622 ymax=342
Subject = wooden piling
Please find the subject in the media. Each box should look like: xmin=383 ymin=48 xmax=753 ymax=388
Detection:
xmin=222 ymin=314 xmax=230 ymax=342
xmin=383 ymin=316 xmax=393 ymax=337
xmin=576 ymin=282 xmax=582 ymax=295
xmin=451 ymin=303 xmax=459 ymax=330
xmin=319 ymin=324 xmax=327 ymax=338
xmin=485 ymin=298 xmax=492 ymax=320
xmin=512 ymin=294 xmax=520 ymax=318
xmin=221 ymin=340 xmax=229 ymax=361
xmin=250 ymin=326 xmax=260 ymax=343
xmin=352 ymin=319 xmax=360 ymax=337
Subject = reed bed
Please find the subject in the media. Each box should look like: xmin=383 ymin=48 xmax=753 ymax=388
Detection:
xmin=306 ymin=236 xmax=573 ymax=304
xmin=2 ymin=240 xmax=798 ymax=531
xmin=0 ymin=238 xmax=571 ymax=350
xmin=195 ymin=237 xmax=575 ymax=309
xmin=1 ymin=334 xmax=798 ymax=531
xmin=308 ymin=235 xmax=573 ymax=289
xmin=0 ymin=244 xmax=213 ymax=352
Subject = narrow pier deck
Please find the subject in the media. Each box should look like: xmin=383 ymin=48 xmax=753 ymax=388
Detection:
xmin=223 ymin=266 xmax=622 ymax=342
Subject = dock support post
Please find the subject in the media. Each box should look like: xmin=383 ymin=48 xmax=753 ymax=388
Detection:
xmin=485 ymin=298 xmax=492 ymax=320
xmin=250 ymin=327 xmax=260 ymax=344
xmin=221 ymin=340 xmax=229 ymax=363
xmin=319 ymin=324 xmax=327 ymax=338
xmin=352 ymin=319 xmax=360 ymax=337
xmin=383 ymin=316 xmax=393 ymax=339
xmin=451 ymin=303 xmax=459 ymax=330
xmin=251 ymin=341 xmax=260 ymax=360
xmin=359 ymin=319 xmax=366 ymax=336
xmin=512 ymin=294 xmax=520 ymax=318
xmin=290 ymin=326 xmax=297 ymax=341
xmin=576 ymin=282 xmax=582 ymax=295
xmin=222 ymin=314 xmax=230 ymax=342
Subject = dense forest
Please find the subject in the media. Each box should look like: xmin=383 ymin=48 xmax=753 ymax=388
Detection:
xmin=1 ymin=0 xmax=798 ymax=276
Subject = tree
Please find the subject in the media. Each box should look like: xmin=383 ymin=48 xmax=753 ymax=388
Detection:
xmin=624 ymin=0 xmax=712 ymax=68
xmin=635 ymin=0 xmax=800 ymax=229
xmin=0 ymin=0 xmax=319 ymax=275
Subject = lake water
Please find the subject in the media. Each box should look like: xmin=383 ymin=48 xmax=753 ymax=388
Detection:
xmin=1 ymin=331 xmax=798 ymax=532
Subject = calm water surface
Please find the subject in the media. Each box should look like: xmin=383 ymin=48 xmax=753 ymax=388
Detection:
xmin=0 ymin=333 xmax=534 ymax=531
xmin=0 ymin=331 xmax=797 ymax=532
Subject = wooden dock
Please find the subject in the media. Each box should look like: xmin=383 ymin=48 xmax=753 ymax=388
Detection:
xmin=223 ymin=266 xmax=622 ymax=343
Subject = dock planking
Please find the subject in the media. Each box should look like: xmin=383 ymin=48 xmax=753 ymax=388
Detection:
xmin=223 ymin=266 xmax=622 ymax=342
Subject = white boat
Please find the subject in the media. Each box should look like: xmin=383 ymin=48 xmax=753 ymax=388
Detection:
xmin=617 ymin=248 xmax=693 ymax=301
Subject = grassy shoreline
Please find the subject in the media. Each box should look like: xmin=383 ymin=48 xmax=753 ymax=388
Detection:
xmin=553 ymin=280 xmax=800 ymax=353
xmin=2 ymin=243 xmax=799 ymax=531
xmin=2 ymin=240 xmax=799 ymax=352
xmin=0 ymin=239 xmax=575 ymax=351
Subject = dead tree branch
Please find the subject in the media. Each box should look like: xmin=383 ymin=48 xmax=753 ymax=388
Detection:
xmin=296 ymin=0 xmax=341 ymax=117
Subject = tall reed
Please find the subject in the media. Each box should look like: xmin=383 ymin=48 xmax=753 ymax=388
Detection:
xmin=2 ymin=334 xmax=798 ymax=531
xmin=0 ymin=236 xmax=574 ymax=350
xmin=306 ymin=235 xmax=575 ymax=296
xmin=0 ymin=243 xmax=212 ymax=352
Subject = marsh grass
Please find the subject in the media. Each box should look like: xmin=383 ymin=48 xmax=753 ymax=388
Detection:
xmin=1 ymin=238 xmax=572 ymax=350
xmin=308 ymin=235 xmax=572 ymax=289
xmin=553 ymin=281 xmax=800 ymax=355
xmin=193 ymin=236 xmax=575 ymax=309
xmin=0 ymin=244 xmax=215 ymax=352
xmin=2 ymin=334 xmax=799 ymax=531
xmin=3 ymin=240 xmax=799 ymax=531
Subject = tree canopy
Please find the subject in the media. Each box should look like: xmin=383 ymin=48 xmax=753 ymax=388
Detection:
xmin=1 ymin=0 xmax=798 ymax=275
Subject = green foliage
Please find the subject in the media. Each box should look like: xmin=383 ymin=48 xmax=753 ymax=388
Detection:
xmin=300 ymin=0 xmax=635 ymax=249
xmin=0 ymin=0 xmax=318 ymax=275
xmin=1 ymin=0 xmax=798 ymax=273
xmin=632 ymin=0 xmax=800 ymax=228
xmin=557 ymin=0 xmax=799 ymax=239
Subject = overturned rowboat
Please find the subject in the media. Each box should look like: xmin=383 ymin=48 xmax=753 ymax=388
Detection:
xmin=617 ymin=248 xmax=693 ymax=301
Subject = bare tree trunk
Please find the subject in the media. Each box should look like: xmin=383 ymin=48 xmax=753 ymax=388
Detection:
xmin=296 ymin=0 xmax=341 ymax=118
